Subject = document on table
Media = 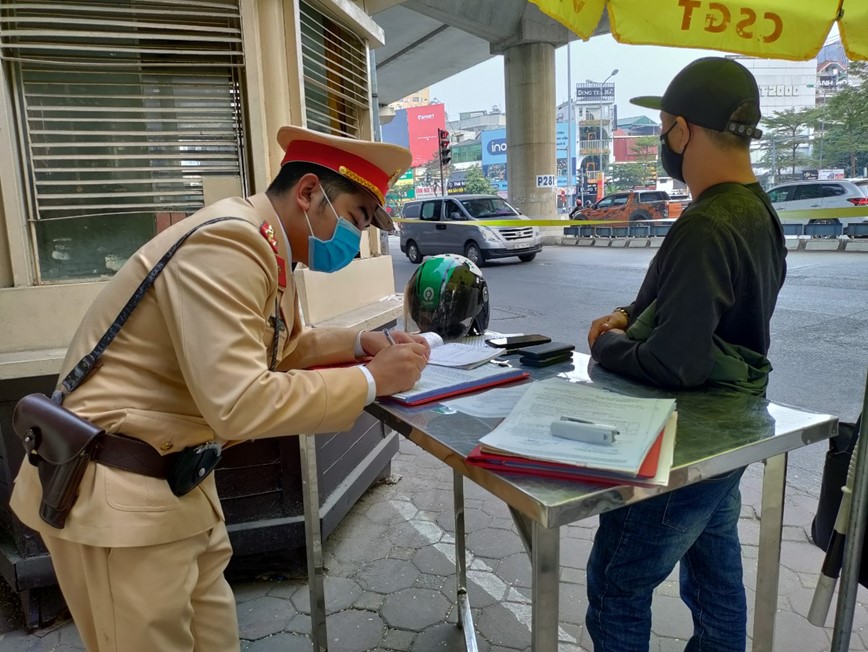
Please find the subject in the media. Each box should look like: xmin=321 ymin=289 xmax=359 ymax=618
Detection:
xmin=419 ymin=332 xmax=507 ymax=369
xmin=479 ymin=378 xmax=676 ymax=475
xmin=443 ymin=384 xmax=531 ymax=418
xmin=457 ymin=332 xmax=521 ymax=348
xmin=428 ymin=343 xmax=506 ymax=368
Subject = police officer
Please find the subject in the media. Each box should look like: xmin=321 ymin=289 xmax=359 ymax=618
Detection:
xmin=11 ymin=126 xmax=429 ymax=651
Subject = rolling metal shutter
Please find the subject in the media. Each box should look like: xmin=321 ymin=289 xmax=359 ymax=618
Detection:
xmin=0 ymin=0 xmax=246 ymax=279
xmin=299 ymin=1 xmax=368 ymax=139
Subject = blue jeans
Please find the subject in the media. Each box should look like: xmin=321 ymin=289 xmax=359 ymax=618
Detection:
xmin=586 ymin=468 xmax=747 ymax=652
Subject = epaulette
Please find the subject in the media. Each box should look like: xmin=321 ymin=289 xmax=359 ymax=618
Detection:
xmin=259 ymin=221 xmax=287 ymax=289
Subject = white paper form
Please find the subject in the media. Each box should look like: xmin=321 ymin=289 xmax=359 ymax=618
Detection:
xmin=428 ymin=343 xmax=507 ymax=368
xmin=458 ymin=332 xmax=521 ymax=348
xmin=443 ymin=384 xmax=531 ymax=418
xmin=415 ymin=331 xmax=507 ymax=368
xmin=479 ymin=378 xmax=676 ymax=475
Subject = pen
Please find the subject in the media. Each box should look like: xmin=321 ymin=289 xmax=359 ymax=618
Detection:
xmin=383 ymin=328 xmax=396 ymax=346
xmin=550 ymin=416 xmax=619 ymax=445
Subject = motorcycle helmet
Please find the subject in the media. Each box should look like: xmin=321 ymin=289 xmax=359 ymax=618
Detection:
xmin=404 ymin=254 xmax=490 ymax=339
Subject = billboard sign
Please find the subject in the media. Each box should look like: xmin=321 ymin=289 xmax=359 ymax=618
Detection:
xmin=407 ymin=104 xmax=446 ymax=167
xmin=482 ymin=129 xmax=507 ymax=166
xmin=576 ymin=83 xmax=615 ymax=102
xmin=556 ymin=122 xmax=569 ymax=158
xmin=447 ymin=179 xmax=467 ymax=194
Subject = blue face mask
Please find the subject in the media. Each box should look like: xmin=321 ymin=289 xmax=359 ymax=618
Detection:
xmin=305 ymin=190 xmax=362 ymax=273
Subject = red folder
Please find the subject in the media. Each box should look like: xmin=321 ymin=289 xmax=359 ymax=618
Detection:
xmin=467 ymin=428 xmax=665 ymax=485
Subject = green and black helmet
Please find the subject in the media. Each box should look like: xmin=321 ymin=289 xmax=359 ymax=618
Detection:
xmin=404 ymin=254 xmax=490 ymax=339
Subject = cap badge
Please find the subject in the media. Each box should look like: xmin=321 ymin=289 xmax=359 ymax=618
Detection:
xmin=388 ymin=168 xmax=405 ymax=186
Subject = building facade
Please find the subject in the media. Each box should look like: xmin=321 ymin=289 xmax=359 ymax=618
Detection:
xmin=0 ymin=0 xmax=399 ymax=381
xmin=556 ymin=81 xmax=616 ymax=184
xmin=388 ymin=86 xmax=431 ymax=110
xmin=735 ymin=56 xmax=818 ymax=114
xmin=0 ymin=1 xmax=411 ymax=623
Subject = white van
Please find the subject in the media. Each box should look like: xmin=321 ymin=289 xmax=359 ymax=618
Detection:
xmin=398 ymin=194 xmax=542 ymax=266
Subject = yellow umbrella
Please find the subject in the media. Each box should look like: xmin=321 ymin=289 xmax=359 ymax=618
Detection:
xmin=532 ymin=0 xmax=867 ymax=61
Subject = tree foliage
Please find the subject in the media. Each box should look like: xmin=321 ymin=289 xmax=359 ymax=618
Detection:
xmin=422 ymin=156 xmax=453 ymax=191
xmin=757 ymin=107 xmax=816 ymax=181
xmin=609 ymin=162 xmax=649 ymax=191
xmin=628 ymin=136 xmax=659 ymax=184
xmin=463 ymin=164 xmax=495 ymax=194
xmin=815 ymin=62 xmax=868 ymax=176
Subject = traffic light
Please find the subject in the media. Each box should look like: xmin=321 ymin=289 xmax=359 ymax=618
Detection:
xmin=438 ymin=129 xmax=452 ymax=167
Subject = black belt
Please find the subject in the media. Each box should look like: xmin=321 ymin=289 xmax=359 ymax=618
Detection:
xmin=94 ymin=433 xmax=177 ymax=479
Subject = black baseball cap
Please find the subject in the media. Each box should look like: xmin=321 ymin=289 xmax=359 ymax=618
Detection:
xmin=631 ymin=57 xmax=763 ymax=140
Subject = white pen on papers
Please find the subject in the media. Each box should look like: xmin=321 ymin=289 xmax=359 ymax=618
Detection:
xmin=383 ymin=328 xmax=397 ymax=346
xmin=550 ymin=416 xmax=619 ymax=446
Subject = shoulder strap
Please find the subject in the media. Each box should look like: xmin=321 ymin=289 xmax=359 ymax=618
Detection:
xmin=54 ymin=216 xmax=249 ymax=403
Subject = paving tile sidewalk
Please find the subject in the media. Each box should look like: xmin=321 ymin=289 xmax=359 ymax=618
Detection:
xmin=2 ymin=435 xmax=868 ymax=651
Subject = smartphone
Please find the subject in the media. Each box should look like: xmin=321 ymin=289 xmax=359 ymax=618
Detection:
xmin=515 ymin=341 xmax=576 ymax=360
xmin=519 ymin=353 xmax=574 ymax=368
xmin=485 ymin=334 xmax=551 ymax=350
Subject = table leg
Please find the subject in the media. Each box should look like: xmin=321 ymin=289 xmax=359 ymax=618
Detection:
xmin=531 ymin=522 xmax=560 ymax=652
xmin=509 ymin=506 xmax=533 ymax=558
xmin=453 ymin=471 xmax=478 ymax=651
xmin=508 ymin=508 xmax=560 ymax=651
xmin=753 ymin=452 xmax=787 ymax=652
xmin=300 ymin=434 xmax=327 ymax=651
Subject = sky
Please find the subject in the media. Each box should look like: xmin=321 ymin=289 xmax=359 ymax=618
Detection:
xmin=428 ymin=26 xmax=841 ymax=124
xmin=429 ymin=39 xmax=723 ymax=124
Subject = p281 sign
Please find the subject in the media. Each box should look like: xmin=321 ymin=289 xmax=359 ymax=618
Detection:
xmin=536 ymin=174 xmax=555 ymax=188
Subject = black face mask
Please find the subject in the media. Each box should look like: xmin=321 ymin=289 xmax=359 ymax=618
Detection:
xmin=660 ymin=121 xmax=689 ymax=183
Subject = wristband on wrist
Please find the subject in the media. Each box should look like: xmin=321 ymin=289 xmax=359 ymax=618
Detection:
xmin=613 ymin=307 xmax=630 ymax=320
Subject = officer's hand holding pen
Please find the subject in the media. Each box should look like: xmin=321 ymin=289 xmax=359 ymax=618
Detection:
xmin=365 ymin=329 xmax=429 ymax=396
xmin=360 ymin=329 xmax=431 ymax=358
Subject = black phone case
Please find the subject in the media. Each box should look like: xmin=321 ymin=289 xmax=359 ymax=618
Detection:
xmin=486 ymin=335 xmax=551 ymax=350
xmin=515 ymin=341 xmax=576 ymax=359
xmin=519 ymin=352 xmax=574 ymax=367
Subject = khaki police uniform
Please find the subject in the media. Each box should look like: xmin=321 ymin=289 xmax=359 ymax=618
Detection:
xmin=10 ymin=192 xmax=372 ymax=651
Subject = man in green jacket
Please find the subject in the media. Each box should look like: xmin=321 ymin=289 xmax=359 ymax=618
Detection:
xmin=585 ymin=57 xmax=787 ymax=652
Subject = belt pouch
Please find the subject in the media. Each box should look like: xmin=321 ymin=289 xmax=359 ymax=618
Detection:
xmin=167 ymin=441 xmax=222 ymax=496
xmin=12 ymin=393 xmax=104 ymax=529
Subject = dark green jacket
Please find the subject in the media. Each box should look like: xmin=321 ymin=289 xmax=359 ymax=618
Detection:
xmin=626 ymin=300 xmax=771 ymax=397
xmin=591 ymin=182 xmax=786 ymax=390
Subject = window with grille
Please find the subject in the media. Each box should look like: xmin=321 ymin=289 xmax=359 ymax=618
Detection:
xmin=0 ymin=0 xmax=246 ymax=282
xmin=299 ymin=1 xmax=368 ymax=139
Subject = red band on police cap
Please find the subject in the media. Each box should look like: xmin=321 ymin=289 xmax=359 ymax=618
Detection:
xmin=281 ymin=139 xmax=388 ymax=204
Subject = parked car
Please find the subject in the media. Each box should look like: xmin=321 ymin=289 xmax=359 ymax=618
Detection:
xmin=848 ymin=178 xmax=868 ymax=194
xmin=766 ymin=180 xmax=868 ymax=225
xmin=399 ymin=194 xmax=542 ymax=266
xmin=571 ymin=190 xmax=685 ymax=223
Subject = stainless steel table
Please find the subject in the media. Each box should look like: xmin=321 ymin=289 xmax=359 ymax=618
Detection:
xmin=365 ymin=352 xmax=837 ymax=652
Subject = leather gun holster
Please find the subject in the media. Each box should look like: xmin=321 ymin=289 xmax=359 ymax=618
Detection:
xmin=12 ymin=393 xmax=104 ymax=529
